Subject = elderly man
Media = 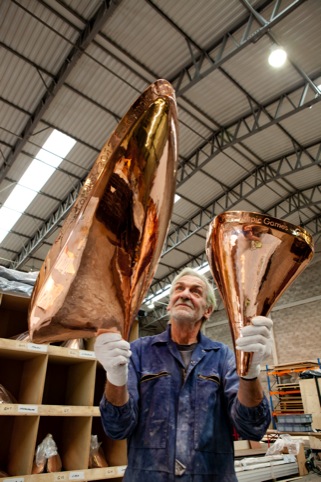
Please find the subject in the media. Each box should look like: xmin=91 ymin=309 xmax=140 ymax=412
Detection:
xmin=94 ymin=267 xmax=272 ymax=481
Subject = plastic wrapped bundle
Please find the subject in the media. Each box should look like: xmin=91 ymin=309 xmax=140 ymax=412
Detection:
xmin=0 ymin=384 xmax=17 ymax=404
xmin=11 ymin=331 xmax=31 ymax=342
xmin=61 ymin=338 xmax=85 ymax=350
xmin=0 ymin=266 xmax=38 ymax=298
xmin=89 ymin=435 xmax=108 ymax=468
xmin=32 ymin=434 xmax=62 ymax=474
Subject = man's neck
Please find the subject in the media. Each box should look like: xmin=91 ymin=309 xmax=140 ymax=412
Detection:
xmin=170 ymin=321 xmax=201 ymax=345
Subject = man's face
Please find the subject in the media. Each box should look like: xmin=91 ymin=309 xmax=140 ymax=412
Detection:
xmin=167 ymin=275 xmax=211 ymax=325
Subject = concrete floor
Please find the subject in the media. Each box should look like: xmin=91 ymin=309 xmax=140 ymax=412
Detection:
xmin=288 ymin=473 xmax=321 ymax=480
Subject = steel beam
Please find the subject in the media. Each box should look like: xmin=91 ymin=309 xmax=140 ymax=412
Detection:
xmin=164 ymin=141 xmax=321 ymax=254
xmin=0 ymin=0 xmax=114 ymax=183
xmin=170 ymin=0 xmax=307 ymax=95
xmin=176 ymin=79 xmax=321 ymax=187
xmin=10 ymin=180 xmax=83 ymax=269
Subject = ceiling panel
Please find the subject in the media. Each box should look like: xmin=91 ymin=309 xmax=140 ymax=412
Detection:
xmin=0 ymin=0 xmax=320 ymax=335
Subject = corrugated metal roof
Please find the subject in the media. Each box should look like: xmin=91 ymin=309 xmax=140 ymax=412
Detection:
xmin=0 ymin=0 xmax=320 ymax=334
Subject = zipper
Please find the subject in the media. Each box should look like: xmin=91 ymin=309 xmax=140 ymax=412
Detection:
xmin=140 ymin=371 xmax=169 ymax=382
xmin=198 ymin=374 xmax=220 ymax=385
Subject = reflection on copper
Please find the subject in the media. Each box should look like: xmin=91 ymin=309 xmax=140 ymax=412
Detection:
xmin=29 ymin=80 xmax=178 ymax=343
xmin=206 ymin=211 xmax=314 ymax=376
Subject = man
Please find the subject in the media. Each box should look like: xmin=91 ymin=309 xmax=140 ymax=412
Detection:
xmin=94 ymin=267 xmax=272 ymax=481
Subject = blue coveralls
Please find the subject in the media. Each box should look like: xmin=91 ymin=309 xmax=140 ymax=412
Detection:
xmin=100 ymin=326 xmax=271 ymax=481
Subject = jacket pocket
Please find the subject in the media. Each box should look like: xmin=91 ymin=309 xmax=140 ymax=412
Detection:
xmin=131 ymin=371 xmax=171 ymax=448
xmin=140 ymin=371 xmax=169 ymax=383
xmin=198 ymin=374 xmax=220 ymax=385
xmin=194 ymin=371 xmax=223 ymax=452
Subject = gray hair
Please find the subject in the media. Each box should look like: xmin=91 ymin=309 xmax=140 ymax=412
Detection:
xmin=170 ymin=267 xmax=217 ymax=311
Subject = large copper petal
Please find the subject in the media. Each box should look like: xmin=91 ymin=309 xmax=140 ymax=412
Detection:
xmin=29 ymin=79 xmax=178 ymax=343
xmin=206 ymin=211 xmax=314 ymax=376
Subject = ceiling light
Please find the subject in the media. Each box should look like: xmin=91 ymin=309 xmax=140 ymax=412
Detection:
xmin=145 ymin=285 xmax=171 ymax=307
xmin=0 ymin=130 xmax=76 ymax=244
xmin=174 ymin=194 xmax=181 ymax=203
xmin=268 ymin=47 xmax=287 ymax=68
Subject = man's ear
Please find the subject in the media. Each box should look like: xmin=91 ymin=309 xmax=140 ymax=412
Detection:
xmin=203 ymin=305 xmax=214 ymax=320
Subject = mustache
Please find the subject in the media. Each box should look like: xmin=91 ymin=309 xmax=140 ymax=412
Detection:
xmin=174 ymin=298 xmax=193 ymax=308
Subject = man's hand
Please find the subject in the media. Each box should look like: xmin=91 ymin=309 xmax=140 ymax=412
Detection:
xmin=235 ymin=316 xmax=273 ymax=379
xmin=94 ymin=333 xmax=131 ymax=386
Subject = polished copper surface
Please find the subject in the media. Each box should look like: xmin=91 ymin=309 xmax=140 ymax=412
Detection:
xmin=206 ymin=211 xmax=314 ymax=376
xmin=29 ymin=79 xmax=178 ymax=343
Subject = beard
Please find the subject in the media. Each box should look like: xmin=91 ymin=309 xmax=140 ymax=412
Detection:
xmin=170 ymin=303 xmax=198 ymax=325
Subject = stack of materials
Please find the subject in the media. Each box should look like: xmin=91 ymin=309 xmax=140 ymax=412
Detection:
xmin=276 ymin=414 xmax=313 ymax=432
xmin=235 ymin=454 xmax=298 ymax=481
xmin=0 ymin=266 xmax=37 ymax=298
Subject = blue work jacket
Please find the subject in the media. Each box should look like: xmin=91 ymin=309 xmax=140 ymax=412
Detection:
xmin=99 ymin=326 xmax=271 ymax=481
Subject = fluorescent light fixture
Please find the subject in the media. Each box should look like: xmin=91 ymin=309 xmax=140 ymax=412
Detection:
xmin=0 ymin=129 xmax=76 ymax=244
xmin=145 ymin=284 xmax=171 ymax=310
xmin=196 ymin=262 xmax=211 ymax=275
xmin=268 ymin=47 xmax=287 ymax=68
xmin=174 ymin=194 xmax=181 ymax=203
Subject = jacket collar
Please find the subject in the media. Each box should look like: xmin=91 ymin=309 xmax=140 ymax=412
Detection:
xmin=151 ymin=324 xmax=221 ymax=351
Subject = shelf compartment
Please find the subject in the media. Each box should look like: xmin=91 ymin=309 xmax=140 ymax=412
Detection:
xmin=0 ymin=294 xmax=30 ymax=339
xmin=0 ymin=340 xmax=47 ymax=405
xmin=91 ymin=418 xmax=128 ymax=469
xmin=36 ymin=416 xmax=92 ymax=472
xmin=43 ymin=356 xmax=96 ymax=406
xmin=93 ymin=365 xmax=107 ymax=407
xmin=0 ymin=416 xmax=14 ymax=474
xmin=0 ymin=415 xmax=40 ymax=476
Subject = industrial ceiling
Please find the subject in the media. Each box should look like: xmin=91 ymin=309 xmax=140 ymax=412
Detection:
xmin=1 ymin=0 xmax=321 ymax=335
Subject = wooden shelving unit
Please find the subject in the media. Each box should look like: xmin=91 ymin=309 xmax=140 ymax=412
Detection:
xmin=0 ymin=292 xmax=127 ymax=481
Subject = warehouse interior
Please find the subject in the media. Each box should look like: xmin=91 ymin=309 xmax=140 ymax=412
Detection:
xmin=0 ymin=0 xmax=321 ymax=480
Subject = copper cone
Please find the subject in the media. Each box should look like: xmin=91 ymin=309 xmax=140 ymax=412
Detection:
xmin=206 ymin=211 xmax=314 ymax=376
xmin=29 ymin=80 xmax=178 ymax=343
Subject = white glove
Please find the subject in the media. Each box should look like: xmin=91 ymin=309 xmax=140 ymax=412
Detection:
xmin=235 ymin=316 xmax=273 ymax=379
xmin=94 ymin=333 xmax=131 ymax=386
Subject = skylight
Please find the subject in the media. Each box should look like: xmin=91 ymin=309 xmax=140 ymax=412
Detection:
xmin=0 ymin=130 xmax=76 ymax=244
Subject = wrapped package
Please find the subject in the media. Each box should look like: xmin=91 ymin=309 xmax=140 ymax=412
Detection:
xmin=0 ymin=266 xmax=38 ymax=298
xmin=32 ymin=448 xmax=46 ymax=475
xmin=61 ymin=338 xmax=85 ymax=350
xmin=11 ymin=331 xmax=31 ymax=342
xmin=266 ymin=434 xmax=304 ymax=456
xmin=47 ymin=452 xmax=63 ymax=473
xmin=32 ymin=433 xmax=62 ymax=474
xmin=89 ymin=435 xmax=108 ymax=468
xmin=0 ymin=384 xmax=17 ymax=403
